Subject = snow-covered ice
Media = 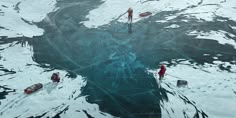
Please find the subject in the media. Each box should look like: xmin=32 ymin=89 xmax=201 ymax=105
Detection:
xmin=82 ymin=0 xmax=200 ymax=28
xmin=82 ymin=0 xmax=236 ymax=28
xmin=187 ymin=30 xmax=236 ymax=49
xmin=165 ymin=24 xmax=180 ymax=29
xmin=0 ymin=0 xmax=57 ymax=38
xmin=149 ymin=60 xmax=236 ymax=118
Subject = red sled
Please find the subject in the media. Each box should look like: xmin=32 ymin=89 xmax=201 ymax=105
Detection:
xmin=24 ymin=83 xmax=43 ymax=94
xmin=139 ymin=12 xmax=152 ymax=17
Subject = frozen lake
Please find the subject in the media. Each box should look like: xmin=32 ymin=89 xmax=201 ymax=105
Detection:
xmin=0 ymin=0 xmax=236 ymax=118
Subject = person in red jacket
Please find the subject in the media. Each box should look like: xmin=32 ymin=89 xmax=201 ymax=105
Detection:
xmin=127 ymin=7 xmax=133 ymax=23
xmin=51 ymin=72 xmax=60 ymax=82
xmin=158 ymin=65 xmax=166 ymax=80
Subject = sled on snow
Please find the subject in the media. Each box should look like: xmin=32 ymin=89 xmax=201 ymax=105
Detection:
xmin=139 ymin=12 xmax=152 ymax=17
xmin=24 ymin=83 xmax=43 ymax=94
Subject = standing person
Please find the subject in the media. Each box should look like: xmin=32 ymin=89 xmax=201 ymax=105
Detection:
xmin=127 ymin=7 xmax=133 ymax=23
xmin=158 ymin=65 xmax=166 ymax=80
xmin=51 ymin=72 xmax=60 ymax=83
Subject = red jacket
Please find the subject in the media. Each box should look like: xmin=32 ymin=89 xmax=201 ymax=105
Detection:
xmin=128 ymin=8 xmax=133 ymax=16
xmin=51 ymin=73 xmax=60 ymax=82
xmin=158 ymin=65 xmax=166 ymax=76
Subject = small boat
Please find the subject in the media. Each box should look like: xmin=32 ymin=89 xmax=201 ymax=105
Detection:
xmin=24 ymin=83 xmax=43 ymax=94
xmin=139 ymin=12 xmax=152 ymax=17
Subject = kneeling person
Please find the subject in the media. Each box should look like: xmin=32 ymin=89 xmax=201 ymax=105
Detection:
xmin=51 ymin=72 xmax=60 ymax=82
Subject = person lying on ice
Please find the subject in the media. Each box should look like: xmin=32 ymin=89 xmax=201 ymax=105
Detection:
xmin=51 ymin=72 xmax=60 ymax=82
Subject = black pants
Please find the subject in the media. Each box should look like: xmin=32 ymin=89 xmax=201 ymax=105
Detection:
xmin=159 ymin=75 xmax=164 ymax=80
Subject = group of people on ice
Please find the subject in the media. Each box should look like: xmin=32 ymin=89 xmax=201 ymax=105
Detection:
xmin=24 ymin=7 xmax=168 ymax=94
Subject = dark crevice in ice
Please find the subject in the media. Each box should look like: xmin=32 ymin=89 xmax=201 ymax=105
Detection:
xmin=1 ymin=5 xmax=8 ymax=8
xmin=0 ymin=86 xmax=16 ymax=100
xmin=83 ymin=110 xmax=94 ymax=118
xmin=14 ymin=2 xmax=21 ymax=13
xmin=0 ymin=26 xmax=9 ymax=30
xmin=0 ymin=68 xmax=16 ymax=76
xmin=52 ymin=105 xmax=69 ymax=118
xmin=27 ymin=112 xmax=48 ymax=118
xmin=21 ymin=18 xmax=34 ymax=25
xmin=178 ymin=94 xmax=208 ymax=118
xmin=233 ymin=90 xmax=236 ymax=95
xmin=161 ymin=83 xmax=208 ymax=118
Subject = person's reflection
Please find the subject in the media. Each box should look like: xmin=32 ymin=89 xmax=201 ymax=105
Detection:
xmin=128 ymin=23 xmax=132 ymax=33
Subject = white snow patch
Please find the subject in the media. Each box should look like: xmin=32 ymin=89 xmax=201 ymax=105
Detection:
xmin=0 ymin=0 xmax=57 ymax=38
xmin=160 ymin=88 xmax=197 ymax=118
xmin=187 ymin=30 xmax=236 ymax=49
xmin=165 ymin=15 xmax=178 ymax=21
xmin=148 ymin=60 xmax=236 ymax=118
xmin=165 ymin=24 xmax=180 ymax=29
xmin=155 ymin=20 xmax=167 ymax=23
xmin=231 ymin=25 xmax=236 ymax=30
xmin=214 ymin=0 xmax=236 ymax=22
xmin=181 ymin=19 xmax=189 ymax=22
xmin=213 ymin=60 xmax=223 ymax=64
xmin=82 ymin=0 xmax=236 ymax=28
xmin=82 ymin=0 xmax=200 ymax=28
xmin=179 ymin=5 xmax=218 ymax=21
xmin=217 ymin=19 xmax=227 ymax=22
xmin=203 ymin=54 xmax=210 ymax=56
xmin=178 ymin=0 xmax=236 ymax=22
